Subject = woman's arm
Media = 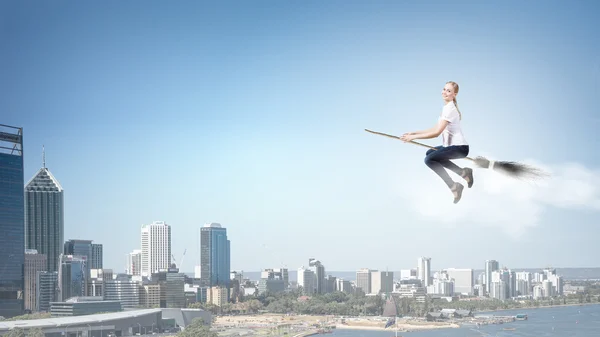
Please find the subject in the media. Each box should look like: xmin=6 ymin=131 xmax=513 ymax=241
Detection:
xmin=407 ymin=126 xmax=436 ymax=135
xmin=401 ymin=120 xmax=448 ymax=141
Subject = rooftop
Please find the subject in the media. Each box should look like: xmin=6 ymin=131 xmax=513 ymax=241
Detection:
xmin=64 ymin=296 xmax=105 ymax=303
xmin=0 ymin=309 xmax=161 ymax=331
xmin=25 ymin=167 xmax=63 ymax=192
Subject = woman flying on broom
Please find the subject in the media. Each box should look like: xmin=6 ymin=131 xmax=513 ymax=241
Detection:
xmin=400 ymin=81 xmax=473 ymax=204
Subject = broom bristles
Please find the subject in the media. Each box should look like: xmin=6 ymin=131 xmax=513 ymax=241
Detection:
xmin=473 ymin=156 xmax=549 ymax=180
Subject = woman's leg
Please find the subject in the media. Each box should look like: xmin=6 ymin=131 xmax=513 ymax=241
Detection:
xmin=424 ymin=146 xmax=468 ymax=188
xmin=425 ymin=146 xmax=473 ymax=187
xmin=424 ymin=146 xmax=470 ymax=203
xmin=425 ymin=145 xmax=443 ymax=159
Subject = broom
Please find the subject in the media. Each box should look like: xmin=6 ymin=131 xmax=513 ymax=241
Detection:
xmin=365 ymin=128 xmax=549 ymax=180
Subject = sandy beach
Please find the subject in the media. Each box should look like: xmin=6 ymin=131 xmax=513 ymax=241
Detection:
xmin=335 ymin=323 xmax=459 ymax=332
xmin=214 ymin=314 xmax=459 ymax=334
xmin=336 ymin=318 xmax=459 ymax=332
xmin=474 ymin=301 xmax=600 ymax=314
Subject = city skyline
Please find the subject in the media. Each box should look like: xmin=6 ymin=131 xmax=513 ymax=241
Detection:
xmin=2 ymin=1 xmax=600 ymax=273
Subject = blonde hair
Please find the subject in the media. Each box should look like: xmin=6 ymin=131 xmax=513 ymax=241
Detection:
xmin=446 ymin=81 xmax=462 ymax=120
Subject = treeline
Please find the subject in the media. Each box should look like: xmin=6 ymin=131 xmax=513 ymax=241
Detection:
xmin=188 ymin=290 xmax=385 ymax=315
xmin=189 ymin=288 xmax=600 ymax=317
xmin=252 ymin=290 xmax=386 ymax=316
xmin=0 ymin=313 xmax=51 ymax=321
xmin=0 ymin=327 xmax=44 ymax=337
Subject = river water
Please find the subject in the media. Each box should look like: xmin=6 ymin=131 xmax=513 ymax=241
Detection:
xmin=330 ymin=304 xmax=600 ymax=336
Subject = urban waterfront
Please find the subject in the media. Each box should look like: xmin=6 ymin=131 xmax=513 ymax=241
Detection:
xmin=330 ymin=304 xmax=600 ymax=336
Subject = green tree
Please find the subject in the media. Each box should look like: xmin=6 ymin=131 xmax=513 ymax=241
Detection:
xmin=6 ymin=313 xmax=51 ymax=321
xmin=221 ymin=303 xmax=233 ymax=314
xmin=27 ymin=328 xmax=44 ymax=337
xmin=4 ymin=328 xmax=25 ymax=337
xmin=187 ymin=302 xmax=204 ymax=309
xmin=248 ymin=299 xmax=264 ymax=313
xmin=204 ymin=303 xmax=220 ymax=315
xmin=177 ymin=318 xmax=217 ymax=337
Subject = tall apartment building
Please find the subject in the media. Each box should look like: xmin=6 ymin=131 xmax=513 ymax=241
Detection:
xmin=297 ymin=267 xmax=315 ymax=294
xmin=37 ymin=271 xmax=58 ymax=312
xmin=417 ymin=257 xmax=431 ymax=287
xmin=490 ymin=269 xmax=511 ymax=300
xmin=308 ymin=258 xmax=326 ymax=294
xmin=127 ymin=249 xmax=142 ymax=276
xmin=356 ymin=268 xmax=372 ymax=294
xmin=141 ymin=221 xmax=172 ymax=277
xmin=91 ymin=244 xmax=103 ymax=269
xmin=485 ymin=260 xmax=499 ymax=294
xmin=207 ymin=286 xmax=228 ymax=307
xmin=24 ymin=249 xmax=47 ymax=312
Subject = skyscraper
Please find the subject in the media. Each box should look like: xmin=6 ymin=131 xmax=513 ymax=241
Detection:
xmin=200 ymin=223 xmax=230 ymax=287
xmin=356 ymin=268 xmax=372 ymax=294
xmin=91 ymin=244 xmax=103 ymax=269
xmin=64 ymin=239 xmax=93 ymax=261
xmin=485 ymin=260 xmax=500 ymax=294
xmin=141 ymin=221 xmax=172 ymax=277
xmin=297 ymin=266 xmax=315 ymax=294
xmin=24 ymin=147 xmax=64 ymax=274
xmin=24 ymin=249 xmax=47 ymax=312
xmin=0 ymin=124 xmax=25 ymax=318
xmin=309 ymin=258 xmax=326 ymax=294
xmin=58 ymin=254 xmax=88 ymax=301
xmin=127 ymin=249 xmax=142 ymax=276
xmin=417 ymin=257 xmax=431 ymax=287
xmin=36 ymin=271 xmax=58 ymax=312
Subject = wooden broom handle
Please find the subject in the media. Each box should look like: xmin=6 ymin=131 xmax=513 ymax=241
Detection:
xmin=364 ymin=129 xmax=475 ymax=162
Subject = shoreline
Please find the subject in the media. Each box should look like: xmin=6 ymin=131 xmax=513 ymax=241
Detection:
xmin=473 ymin=301 xmax=600 ymax=314
xmin=335 ymin=322 xmax=460 ymax=332
xmin=214 ymin=315 xmax=460 ymax=334
xmin=214 ymin=303 xmax=600 ymax=334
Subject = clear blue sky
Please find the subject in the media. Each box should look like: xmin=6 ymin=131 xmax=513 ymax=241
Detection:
xmin=1 ymin=0 xmax=599 ymax=273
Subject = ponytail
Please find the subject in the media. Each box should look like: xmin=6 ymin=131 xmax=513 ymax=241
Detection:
xmin=446 ymin=81 xmax=462 ymax=120
xmin=453 ymin=98 xmax=462 ymax=120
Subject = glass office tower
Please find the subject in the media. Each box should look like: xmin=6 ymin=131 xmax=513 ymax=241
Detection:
xmin=200 ymin=223 xmax=230 ymax=287
xmin=25 ymin=151 xmax=64 ymax=274
xmin=0 ymin=124 xmax=25 ymax=318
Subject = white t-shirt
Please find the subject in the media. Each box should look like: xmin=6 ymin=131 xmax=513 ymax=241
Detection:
xmin=439 ymin=101 xmax=468 ymax=147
